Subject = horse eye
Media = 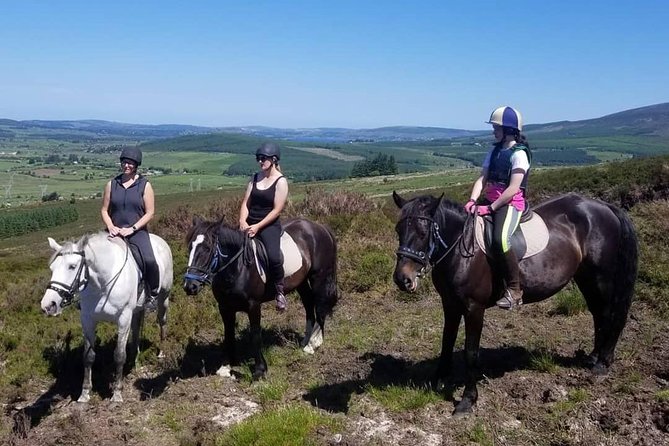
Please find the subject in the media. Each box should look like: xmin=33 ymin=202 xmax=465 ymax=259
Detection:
xmin=68 ymin=264 xmax=77 ymax=270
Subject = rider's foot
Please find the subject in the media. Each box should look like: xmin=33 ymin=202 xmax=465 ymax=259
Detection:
xmin=145 ymin=291 xmax=159 ymax=312
xmin=275 ymin=292 xmax=287 ymax=312
xmin=496 ymin=289 xmax=523 ymax=310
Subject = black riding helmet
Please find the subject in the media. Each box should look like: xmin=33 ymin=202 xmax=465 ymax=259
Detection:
xmin=120 ymin=147 xmax=143 ymax=166
xmin=255 ymin=142 xmax=280 ymax=161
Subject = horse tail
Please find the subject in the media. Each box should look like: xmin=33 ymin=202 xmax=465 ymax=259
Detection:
xmin=608 ymin=203 xmax=638 ymax=326
xmin=317 ymin=224 xmax=339 ymax=316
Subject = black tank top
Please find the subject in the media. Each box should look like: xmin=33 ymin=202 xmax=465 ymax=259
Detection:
xmin=247 ymin=173 xmax=284 ymax=223
xmin=109 ymin=174 xmax=148 ymax=227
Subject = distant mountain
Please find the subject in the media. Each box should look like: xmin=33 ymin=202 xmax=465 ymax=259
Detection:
xmin=525 ymin=103 xmax=669 ymax=138
xmin=217 ymin=125 xmax=479 ymax=142
xmin=0 ymin=119 xmax=219 ymax=140
xmin=2 ymin=102 xmax=668 ymax=143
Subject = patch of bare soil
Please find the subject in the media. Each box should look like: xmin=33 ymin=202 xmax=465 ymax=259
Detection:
xmin=4 ymin=293 xmax=669 ymax=445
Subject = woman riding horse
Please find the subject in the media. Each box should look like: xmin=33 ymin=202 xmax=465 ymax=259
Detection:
xmin=465 ymin=106 xmax=530 ymax=310
xmin=239 ymin=142 xmax=289 ymax=311
xmin=101 ymin=147 xmax=160 ymax=310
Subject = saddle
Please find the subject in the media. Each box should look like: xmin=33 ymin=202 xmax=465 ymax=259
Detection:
xmin=251 ymin=231 xmax=303 ymax=283
xmin=475 ymin=207 xmax=550 ymax=260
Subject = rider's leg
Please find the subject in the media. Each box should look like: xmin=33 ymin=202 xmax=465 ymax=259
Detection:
xmin=257 ymin=221 xmax=286 ymax=311
xmin=491 ymin=205 xmax=523 ymax=309
xmin=128 ymin=230 xmax=160 ymax=309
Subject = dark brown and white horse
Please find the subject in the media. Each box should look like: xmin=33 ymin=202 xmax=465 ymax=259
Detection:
xmin=183 ymin=217 xmax=338 ymax=379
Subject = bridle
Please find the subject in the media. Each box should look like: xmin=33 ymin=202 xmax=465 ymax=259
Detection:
xmin=184 ymin=236 xmax=246 ymax=284
xmin=46 ymin=250 xmax=89 ymax=308
xmin=45 ymin=240 xmax=130 ymax=309
xmin=395 ymin=214 xmax=465 ymax=276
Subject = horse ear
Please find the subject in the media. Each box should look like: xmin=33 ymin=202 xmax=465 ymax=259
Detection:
xmin=48 ymin=237 xmax=62 ymax=252
xmin=192 ymin=215 xmax=203 ymax=226
xmin=392 ymin=191 xmax=406 ymax=209
xmin=217 ymin=215 xmax=226 ymax=225
xmin=430 ymin=194 xmax=445 ymax=215
xmin=77 ymin=234 xmax=90 ymax=250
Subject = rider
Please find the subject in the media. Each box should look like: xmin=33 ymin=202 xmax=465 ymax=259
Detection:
xmin=464 ymin=106 xmax=531 ymax=310
xmin=101 ymin=147 xmax=160 ymax=310
xmin=239 ymin=142 xmax=289 ymax=312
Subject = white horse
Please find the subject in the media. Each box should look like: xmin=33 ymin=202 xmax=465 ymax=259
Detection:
xmin=41 ymin=232 xmax=173 ymax=403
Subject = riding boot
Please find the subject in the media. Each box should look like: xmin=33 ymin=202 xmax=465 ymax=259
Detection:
xmin=495 ymin=250 xmax=523 ymax=310
xmin=275 ymin=278 xmax=287 ymax=312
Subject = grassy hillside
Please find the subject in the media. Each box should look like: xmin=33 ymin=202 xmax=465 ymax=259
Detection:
xmin=2 ymin=155 xmax=669 ymax=444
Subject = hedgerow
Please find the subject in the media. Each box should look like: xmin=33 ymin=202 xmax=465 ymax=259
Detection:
xmin=0 ymin=205 xmax=78 ymax=239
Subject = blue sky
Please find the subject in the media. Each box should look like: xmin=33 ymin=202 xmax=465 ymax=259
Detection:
xmin=1 ymin=1 xmax=668 ymax=129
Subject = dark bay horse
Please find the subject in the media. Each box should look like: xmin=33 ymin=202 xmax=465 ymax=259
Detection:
xmin=183 ymin=217 xmax=338 ymax=379
xmin=392 ymin=191 xmax=638 ymax=415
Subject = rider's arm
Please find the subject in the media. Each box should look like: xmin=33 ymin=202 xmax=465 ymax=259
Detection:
xmin=239 ymin=181 xmax=253 ymax=229
xmin=254 ymin=177 xmax=288 ymax=231
xmin=490 ymin=170 xmax=524 ymax=211
xmin=101 ymin=181 xmax=116 ymax=232
xmin=131 ymin=182 xmax=155 ymax=231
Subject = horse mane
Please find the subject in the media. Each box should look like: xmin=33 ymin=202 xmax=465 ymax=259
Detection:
xmin=217 ymin=221 xmax=246 ymax=247
xmin=186 ymin=218 xmax=245 ymax=247
xmin=402 ymin=194 xmax=466 ymax=220
xmin=48 ymin=232 xmax=125 ymax=264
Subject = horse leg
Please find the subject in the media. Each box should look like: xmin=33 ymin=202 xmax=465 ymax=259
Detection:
xmin=216 ymin=303 xmax=237 ymax=378
xmin=434 ymin=303 xmax=463 ymax=387
xmin=111 ymin=312 xmax=132 ymax=403
xmin=454 ymin=306 xmax=485 ymax=416
xmin=129 ymin=308 xmax=145 ymax=367
xmin=303 ymin=268 xmax=338 ymax=354
xmin=576 ymin=274 xmax=629 ymax=374
xmin=156 ymin=294 xmax=169 ymax=359
xmin=78 ymin=318 xmax=96 ymax=403
xmin=248 ymin=304 xmax=267 ymax=380
xmin=296 ymin=283 xmax=317 ymax=351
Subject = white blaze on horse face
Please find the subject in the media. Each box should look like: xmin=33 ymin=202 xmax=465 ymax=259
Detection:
xmin=188 ymin=234 xmax=206 ymax=267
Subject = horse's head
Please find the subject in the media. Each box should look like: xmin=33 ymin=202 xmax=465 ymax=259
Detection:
xmin=392 ymin=191 xmax=443 ymax=292
xmin=41 ymin=236 xmax=89 ymax=316
xmin=184 ymin=216 xmax=246 ymax=295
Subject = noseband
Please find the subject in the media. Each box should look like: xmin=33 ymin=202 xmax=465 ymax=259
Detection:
xmin=46 ymin=251 xmax=89 ymax=307
xmin=395 ymin=215 xmax=457 ymax=275
xmin=185 ymin=236 xmax=246 ymax=284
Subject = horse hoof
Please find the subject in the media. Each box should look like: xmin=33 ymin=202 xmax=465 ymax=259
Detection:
xmin=303 ymin=345 xmax=315 ymax=355
xmin=216 ymin=365 xmax=235 ymax=378
xmin=252 ymin=370 xmax=266 ymax=381
xmin=453 ymin=400 xmax=474 ymax=417
xmin=591 ymin=362 xmax=610 ymax=376
xmin=157 ymin=351 xmax=165 ymax=360
xmin=111 ymin=393 xmax=123 ymax=403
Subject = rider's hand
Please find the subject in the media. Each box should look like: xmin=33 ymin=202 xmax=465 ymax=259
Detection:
xmin=107 ymin=225 xmax=121 ymax=237
xmin=477 ymin=205 xmax=493 ymax=216
xmin=118 ymin=227 xmax=135 ymax=237
xmin=239 ymin=221 xmax=250 ymax=231
xmin=246 ymin=224 xmax=260 ymax=238
xmin=464 ymin=199 xmax=476 ymax=214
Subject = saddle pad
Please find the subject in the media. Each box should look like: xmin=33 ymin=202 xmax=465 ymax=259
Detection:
xmin=475 ymin=213 xmax=550 ymax=259
xmin=252 ymin=231 xmax=303 ymax=283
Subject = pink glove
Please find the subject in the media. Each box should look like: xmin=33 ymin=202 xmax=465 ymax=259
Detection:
xmin=477 ymin=205 xmax=493 ymax=216
xmin=464 ymin=200 xmax=475 ymax=213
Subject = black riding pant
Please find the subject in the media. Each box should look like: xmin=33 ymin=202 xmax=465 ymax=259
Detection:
xmin=251 ymin=218 xmax=284 ymax=285
xmin=491 ymin=204 xmax=522 ymax=292
xmin=126 ymin=229 xmax=160 ymax=295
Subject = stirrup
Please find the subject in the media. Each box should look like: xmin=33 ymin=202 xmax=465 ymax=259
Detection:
xmin=496 ymin=289 xmax=523 ymax=310
xmin=275 ymin=293 xmax=287 ymax=312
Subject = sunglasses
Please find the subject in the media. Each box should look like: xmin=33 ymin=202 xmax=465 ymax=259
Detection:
xmin=256 ymin=155 xmax=271 ymax=162
xmin=120 ymin=159 xmax=137 ymax=166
